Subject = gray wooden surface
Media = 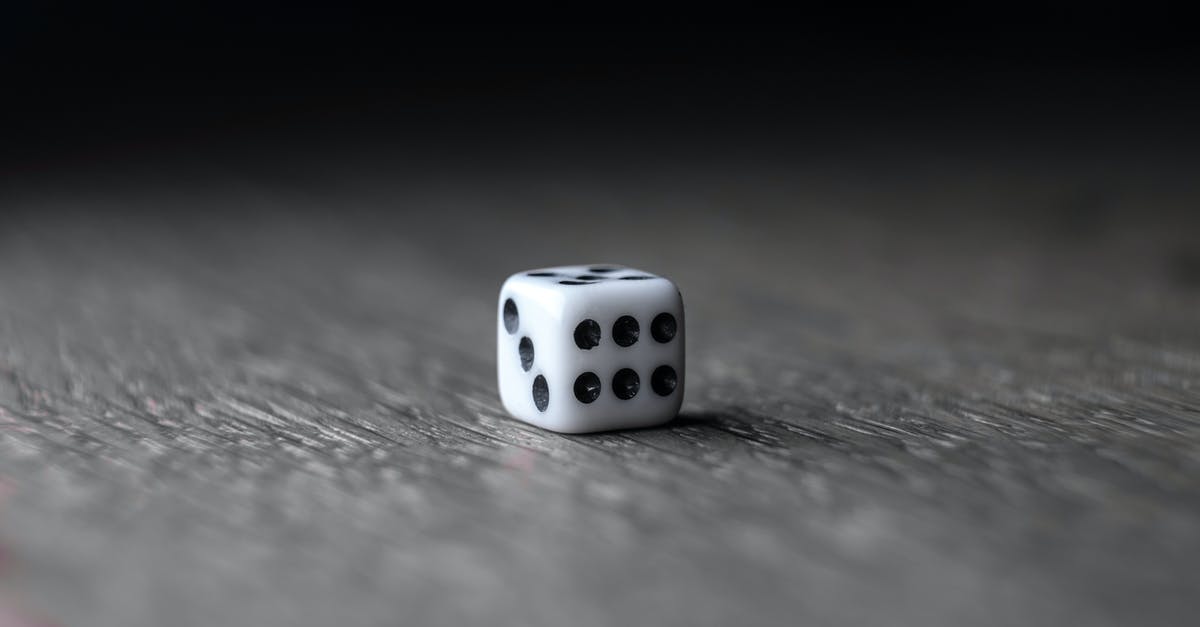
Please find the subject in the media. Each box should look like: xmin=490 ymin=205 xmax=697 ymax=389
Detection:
xmin=1 ymin=148 xmax=1198 ymax=627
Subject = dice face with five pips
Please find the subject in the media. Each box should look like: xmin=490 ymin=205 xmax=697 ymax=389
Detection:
xmin=497 ymin=264 xmax=684 ymax=433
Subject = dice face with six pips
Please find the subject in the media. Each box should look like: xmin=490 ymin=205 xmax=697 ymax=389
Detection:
xmin=497 ymin=264 xmax=684 ymax=433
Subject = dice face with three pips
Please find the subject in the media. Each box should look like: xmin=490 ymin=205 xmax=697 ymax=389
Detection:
xmin=497 ymin=265 xmax=685 ymax=433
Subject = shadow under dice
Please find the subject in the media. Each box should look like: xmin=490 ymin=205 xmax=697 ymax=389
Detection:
xmin=497 ymin=264 xmax=685 ymax=433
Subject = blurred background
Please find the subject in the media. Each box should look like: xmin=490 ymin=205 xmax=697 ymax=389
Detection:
xmin=5 ymin=6 xmax=1199 ymax=196
xmin=4 ymin=7 xmax=1199 ymax=274
xmin=2 ymin=6 xmax=1199 ymax=627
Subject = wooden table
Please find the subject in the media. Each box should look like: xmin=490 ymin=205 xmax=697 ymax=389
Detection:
xmin=1 ymin=143 xmax=1197 ymax=626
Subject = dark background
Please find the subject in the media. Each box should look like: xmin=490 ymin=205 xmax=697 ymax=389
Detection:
xmin=5 ymin=7 xmax=1199 ymax=191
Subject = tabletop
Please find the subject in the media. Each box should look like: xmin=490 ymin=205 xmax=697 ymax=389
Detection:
xmin=1 ymin=134 xmax=1198 ymax=627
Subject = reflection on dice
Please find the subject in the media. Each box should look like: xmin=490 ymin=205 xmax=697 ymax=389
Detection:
xmin=497 ymin=264 xmax=685 ymax=433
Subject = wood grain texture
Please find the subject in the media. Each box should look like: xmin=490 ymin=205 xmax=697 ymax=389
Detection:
xmin=1 ymin=153 xmax=1198 ymax=627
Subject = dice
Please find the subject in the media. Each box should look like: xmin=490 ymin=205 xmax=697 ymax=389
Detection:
xmin=497 ymin=264 xmax=685 ymax=433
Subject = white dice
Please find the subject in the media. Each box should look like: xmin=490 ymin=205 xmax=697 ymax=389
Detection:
xmin=497 ymin=264 xmax=685 ymax=433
